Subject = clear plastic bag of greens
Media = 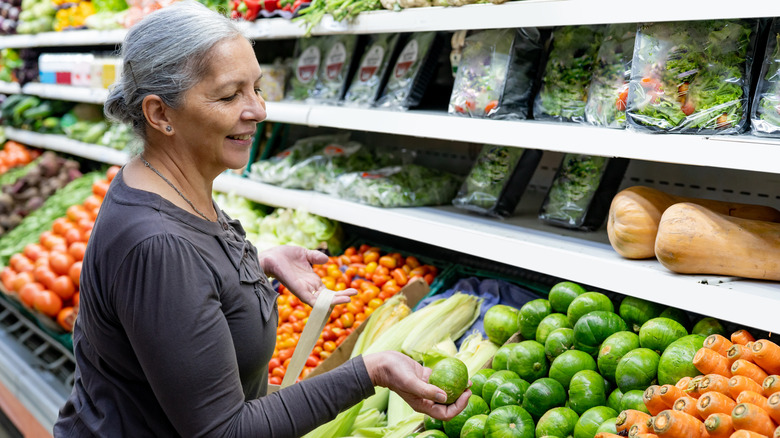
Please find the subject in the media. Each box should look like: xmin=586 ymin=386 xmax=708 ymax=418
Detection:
xmin=285 ymin=37 xmax=323 ymax=101
xmin=258 ymin=63 xmax=287 ymax=103
xmin=334 ymin=164 xmax=461 ymax=208
xmin=539 ymin=154 xmax=629 ymax=231
xmin=310 ymin=34 xmax=359 ymax=104
xmin=312 ymin=144 xmax=408 ymax=195
xmin=627 ymin=20 xmax=758 ymax=134
xmin=248 ymin=133 xmax=348 ymax=186
xmin=452 ymin=145 xmax=542 ymax=217
xmin=584 ymin=23 xmax=637 ymax=129
xmin=449 ymin=28 xmax=544 ymax=120
xmin=534 ymin=25 xmax=604 ymax=122
xmin=376 ymin=32 xmax=442 ymax=110
xmin=343 ymin=33 xmax=401 ymax=107
xmin=752 ymin=19 xmax=780 ymax=136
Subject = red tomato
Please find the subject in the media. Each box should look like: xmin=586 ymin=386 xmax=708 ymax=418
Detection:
xmin=51 ymin=275 xmax=76 ymax=300
xmin=34 ymin=290 xmax=62 ymax=317
xmin=50 ymin=251 xmax=75 ymax=276
xmin=57 ymin=306 xmax=77 ymax=332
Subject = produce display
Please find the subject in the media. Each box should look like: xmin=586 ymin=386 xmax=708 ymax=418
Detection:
xmin=0 ymin=151 xmax=81 ymax=235
xmin=448 ymin=27 xmax=544 ymax=120
xmin=606 ymin=186 xmax=780 ymax=260
xmin=752 ymin=19 xmax=780 ymax=137
xmin=254 ymin=208 xmax=343 ymax=253
xmin=0 ymin=94 xmax=74 ymax=134
xmin=0 ymin=49 xmax=22 ymax=82
xmin=451 ymin=145 xmax=541 ymax=217
xmin=16 ymin=0 xmax=54 ymax=34
xmin=269 ymin=244 xmax=443 ymax=384
xmin=534 ymin=25 xmax=604 ymax=122
xmin=343 ymin=33 xmax=401 ymax=107
xmin=334 ymin=164 xmax=461 ymax=208
xmin=53 ymin=0 xmax=95 ymax=31
xmin=295 ymin=0 xmax=378 ymax=36
xmin=0 ymin=166 xmax=116 ymax=336
xmin=286 ymin=37 xmax=324 ymax=101
xmin=0 ymin=0 xmax=21 ymax=34
xmin=539 ymin=154 xmax=629 ymax=230
xmin=376 ymin=32 xmax=441 ymax=110
xmin=584 ymin=23 xmax=636 ymax=129
xmin=627 ymin=20 xmax=758 ymax=134
xmin=310 ymin=34 xmax=359 ymax=103
xmin=0 ymin=140 xmax=38 ymax=175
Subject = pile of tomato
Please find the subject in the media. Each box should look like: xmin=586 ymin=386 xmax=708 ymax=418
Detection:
xmin=268 ymin=244 xmax=440 ymax=385
xmin=0 ymin=141 xmax=39 ymax=175
xmin=0 ymin=166 xmax=117 ymax=333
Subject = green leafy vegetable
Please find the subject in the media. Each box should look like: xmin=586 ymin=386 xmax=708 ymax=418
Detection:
xmin=344 ymin=33 xmax=400 ymax=107
xmin=452 ymin=145 xmax=524 ymax=214
xmin=376 ymin=32 xmax=438 ymax=110
xmin=335 ymin=164 xmax=461 ymax=208
xmin=753 ymin=30 xmax=780 ymax=135
xmin=286 ymin=37 xmax=324 ymax=101
xmin=585 ymin=23 xmax=636 ymax=128
xmin=539 ymin=154 xmax=608 ymax=228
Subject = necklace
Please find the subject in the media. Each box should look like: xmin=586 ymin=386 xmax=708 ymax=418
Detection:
xmin=140 ymin=155 xmax=213 ymax=222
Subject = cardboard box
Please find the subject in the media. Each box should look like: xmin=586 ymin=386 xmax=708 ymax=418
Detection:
xmin=267 ymin=277 xmax=430 ymax=393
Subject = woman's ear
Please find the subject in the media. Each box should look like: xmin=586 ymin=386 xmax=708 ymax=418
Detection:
xmin=142 ymin=95 xmax=175 ymax=136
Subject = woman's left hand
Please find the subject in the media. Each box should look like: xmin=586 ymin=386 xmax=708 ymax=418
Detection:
xmin=258 ymin=245 xmax=356 ymax=307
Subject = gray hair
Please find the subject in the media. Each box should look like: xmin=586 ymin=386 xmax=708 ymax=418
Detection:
xmin=104 ymin=1 xmax=246 ymax=140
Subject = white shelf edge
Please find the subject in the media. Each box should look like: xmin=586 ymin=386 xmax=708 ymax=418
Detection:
xmin=214 ymin=174 xmax=780 ymax=334
xmin=4 ymin=127 xmax=129 ymax=165
xmin=3 ymin=1 xmax=780 ymax=48
xmin=22 ymin=83 xmax=109 ymax=105
xmin=0 ymin=81 xmax=21 ymax=94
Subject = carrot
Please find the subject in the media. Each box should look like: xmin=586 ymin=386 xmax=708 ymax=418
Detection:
xmin=733 ymin=359 xmax=771 ymax=385
xmin=653 ymin=409 xmax=707 ymax=438
xmin=705 ymin=412 xmax=735 ymax=438
xmin=775 ymin=425 xmax=780 ymax=438
xmin=706 ymin=334 xmax=736 ymax=356
xmin=732 ymin=330 xmax=756 ymax=345
xmin=729 ymin=344 xmax=757 ymax=366
xmin=594 ymin=433 xmax=623 ymax=438
xmin=764 ymin=376 xmax=780 ymax=398
xmin=688 ymin=375 xmax=707 ymax=399
xmin=737 ymin=390 xmax=771 ymax=412
xmin=635 ymin=434 xmax=660 ymax=438
xmin=700 ymin=374 xmax=733 ymax=396
xmin=732 ymin=375 xmax=766 ymax=399
xmin=678 ymin=376 xmax=694 ymax=391
xmin=629 ymin=422 xmax=654 ymax=437
xmin=766 ymin=392 xmax=780 ymax=424
xmin=618 ymin=409 xmax=652 ymax=434
xmin=731 ymin=403 xmax=777 ymax=436
xmin=695 ymin=348 xmax=733 ymax=377
xmin=753 ymin=340 xmax=780 ymax=375
xmin=675 ymin=395 xmax=705 ymax=419
xmin=645 ymin=385 xmax=668 ymax=416
xmin=698 ymin=391 xmax=738 ymax=418
xmin=659 ymin=384 xmax=687 ymax=408
xmin=730 ymin=430 xmax=769 ymax=438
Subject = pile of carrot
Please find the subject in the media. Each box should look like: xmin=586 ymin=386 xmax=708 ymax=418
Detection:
xmin=597 ymin=329 xmax=780 ymax=438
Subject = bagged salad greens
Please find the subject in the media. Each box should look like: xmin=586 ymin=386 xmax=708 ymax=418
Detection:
xmin=285 ymin=37 xmax=323 ymax=101
xmin=248 ymin=134 xmax=347 ymax=186
xmin=310 ymin=34 xmax=360 ymax=103
xmin=751 ymin=19 xmax=780 ymax=136
xmin=627 ymin=20 xmax=758 ymax=134
xmin=334 ymin=164 xmax=461 ymax=208
xmin=452 ymin=145 xmax=542 ymax=217
xmin=534 ymin=25 xmax=604 ymax=122
xmin=344 ymin=33 xmax=401 ymax=107
xmin=539 ymin=154 xmax=629 ymax=231
xmin=376 ymin=32 xmax=442 ymax=110
xmin=584 ymin=23 xmax=637 ymax=129
xmin=258 ymin=63 xmax=287 ymax=102
xmin=448 ymin=28 xmax=544 ymax=120
xmin=310 ymin=143 xmax=405 ymax=194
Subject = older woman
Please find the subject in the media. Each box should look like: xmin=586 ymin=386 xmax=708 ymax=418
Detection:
xmin=52 ymin=2 xmax=468 ymax=436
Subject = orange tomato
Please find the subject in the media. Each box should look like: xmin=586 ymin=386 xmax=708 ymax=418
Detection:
xmin=40 ymin=231 xmax=66 ymax=250
xmin=82 ymin=195 xmax=102 ymax=212
xmin=64 ymin=227 xmax=83 ymax=245
xmin=11 ymin=271 xmax=34 ymax=293
xmin=49 ymin=251 xmax=75 ymax=276
xmin=23 ymin=243 xmax=46 ymax=262
xmin=34 ymin=290 xmax=63 ymax=317
xmin=424 ymin=273 xmax=435 ymax=285
xmin=409 ymin=266 xmax=428 ymax=277
xmin=106 ymin=166 xmax=120 ymax=182
xmin=19 ymin=282 xmax=43 ymax=307
xmin=51 ymin=218 xmax=75 ymax=236
xmin=271 ymin=367 xmax=285 ymax=379
xmin=378 ymin=255 xmax=397 ymax=269
xmin=268 ymin=358 xmax=281 ymax=370
xmin=68 ymin=262 xmax=81 ymax=288
xmin=72 ymin=292 xmax=79 ymax=308
xmin=339 ymin=313 xmax=355 ymax=328
xmin=57 ymin=306 xmax=77 ymax=332
xmin=367 ymin=298 xmax=383 ymax=309
xmin=372 ymin=274 xmax=389 ymax=287
xmin=11 ymin=255 xmax=33 ymax=273
xmin=391 ymin=269 xmax=408 ymax=286
xmin=92 ymin=180 xmax=109 ymax=198
xmin=1 ymin=267 xmax=16 ymax=291
xmin=323 ymin=341 xmax=337 ymax=352
xmin=34 ymin=266 xmax=57 ymax=290
xmin=68 ymin=242 xmax=87 ymax=262
xmin=66 ymin=205 xmax=90 ymax=223
xmin=362 ymin=251 xmax=380 ymax=264
xmin=269 ymin=376 xmax=282 ymax=385
xmin=51 ymin=275 xmax=76 ymax=300
xmin=405 ymin=256 xmax=421 ymax=269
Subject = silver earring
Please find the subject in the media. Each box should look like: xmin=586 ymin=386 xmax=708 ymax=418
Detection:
xmin=166 ymin=126 xmax=172 ymax=132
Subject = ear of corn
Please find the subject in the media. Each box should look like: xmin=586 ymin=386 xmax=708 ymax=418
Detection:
xmin=302 ymin=400 xmax=364 ymax=438
xmin=455 ymin=332 xmax=500 ymax=378
xmin=351 ymin=294 xmax=411 ymax=358
xmin=386 ymin=390 xmax=416 ymax=427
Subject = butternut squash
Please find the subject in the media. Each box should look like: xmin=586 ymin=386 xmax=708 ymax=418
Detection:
xmin=655 ymin=202 xmax=780 ymax=280
xmin=607 ymin=186 xmax=780 ymax=259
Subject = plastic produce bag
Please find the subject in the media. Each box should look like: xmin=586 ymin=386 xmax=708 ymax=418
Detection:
xmin=627 ymin=20 xmax=758 ymax=134
xmin=752 ymin=19 xmax=780 ymax=136
xmin=248 ymin=134 xmax=348 ymax=186
xmin=285 ymin=37 xmax=324 ymax=101
xmin=534 ymin=25 xmax=604 ymax=122
xmin=376 ymin=32 xmax=442 ymax=110
xmin=343 ymin=33 xmax=401 ymax=107
xmin=258 ymin=63 xmax=287 ymax=102
xmin=334 ymin=164 xmax=461 ymax=208
xmin=310 ymin=34 xmax=360 ymax=103
xmin=452 ymin=145 xmax=542 ymax=217
xmin=312 ymin=145 xmax=408 ymax=195
xmin=539 ymin=154 xmax=629 ymax=231
xmin=448 ymin=28 xmax=544 ymax=120
xmin=584 ymin=23 xmax=637 ymax=129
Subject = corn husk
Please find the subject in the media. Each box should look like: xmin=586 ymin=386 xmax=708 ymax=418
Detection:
xmin=382 ymin=413 xmax=426 ymax=438
xmin=421 ymin=338 xmax=458 ymax=368
xmin=351 ymin=294 xmax=411 ymax=358
xmin=454 ymin=332 xmax=500 ymax=377
xmin=386 ymin=390 xmax=416 ymax=427
xmin=349 ymin=408 xmax=387 ymax=433
xmin=303 ymin=401 xmax=363 ymax=438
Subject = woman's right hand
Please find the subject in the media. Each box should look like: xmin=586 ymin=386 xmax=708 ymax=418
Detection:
xmin=363 ymin=351 xmax=471 ymax=421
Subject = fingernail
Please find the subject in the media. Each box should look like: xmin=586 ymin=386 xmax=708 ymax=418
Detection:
xmin=436 ymin=393 xmax=447 ymax=403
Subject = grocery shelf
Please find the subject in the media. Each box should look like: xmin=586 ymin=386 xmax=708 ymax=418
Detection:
xmin=22 ymin=83 xmax=109 ymax=105
xmin=0 ymin=81 xmax=21 ymax=94
xmin=215 ymin=173 xmax=780 ymax=334
xmin=2 ymin=0 xmax=780 ymax=49
xmin=4 ymin=127 xmax=129 ymax=165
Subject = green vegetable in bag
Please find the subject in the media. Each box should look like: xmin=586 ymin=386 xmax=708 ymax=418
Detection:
xmin=539 ymin=154 xmax=607 ymax=227
xmin=286 ymin=37 xmax=324 ymax=101
xmin=344 ymin=33 xmax=400 ymax=107
xmin=585 ymin=23 xmax=637 ymax=129
xmin=335 ymin=164 xmax=461 ymax=208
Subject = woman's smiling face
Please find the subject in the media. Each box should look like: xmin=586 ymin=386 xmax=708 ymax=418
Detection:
xmin=169 ymin=35 xmax=267 ymax=171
